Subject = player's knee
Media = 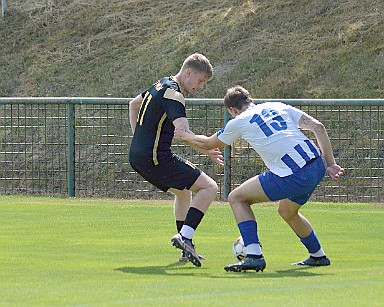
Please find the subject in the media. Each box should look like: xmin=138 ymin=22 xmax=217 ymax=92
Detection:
xmin=277 ymin=205 xmax=296 ymax=221
xmin=227 ymin=190 xmax=245 ymax=206
xmin=199 ymin=176 xmax=218 ymax=197
xmin=277 ymin=206 xmax=287 ymax=219
xmin=207 ymin=179 xmax=218 ymax=195
xmin=227 ymin=190 xmax=235 ymax=204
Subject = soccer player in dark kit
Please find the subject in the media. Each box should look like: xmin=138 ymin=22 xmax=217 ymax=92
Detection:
xmin=129 ymin=53 xmax=223 ymax=267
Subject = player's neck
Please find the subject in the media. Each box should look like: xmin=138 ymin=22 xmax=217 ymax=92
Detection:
xmin=233 ymin=103 xmax=252 ymax=117
xmin=173 ymin=73 xmax=185 ymax=93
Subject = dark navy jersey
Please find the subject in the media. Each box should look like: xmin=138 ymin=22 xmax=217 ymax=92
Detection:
xmin=129 ymin=76 xmax=186 ymax=166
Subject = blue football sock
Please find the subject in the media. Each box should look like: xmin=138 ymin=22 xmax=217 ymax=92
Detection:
xmin=299 ymin=230 xmax=321 ymax=254
xmin=238 ymin=220 xmax=260 ymax=246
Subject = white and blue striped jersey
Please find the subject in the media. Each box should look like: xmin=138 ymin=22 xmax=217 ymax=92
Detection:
xmin=217 ymin=102 xmax=321 ymax=177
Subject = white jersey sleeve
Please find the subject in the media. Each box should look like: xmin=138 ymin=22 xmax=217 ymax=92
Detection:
xmin=285 ymin=104 xmax=305 ymax=125
xmin=216 ymin=119 xmax=242 ymax=145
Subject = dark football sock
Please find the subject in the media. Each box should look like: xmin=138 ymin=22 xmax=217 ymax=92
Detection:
xmin=184 ymin=207 xmax=204 ymax=230
xmin=176 ymin=220 xmax=184 ymax=233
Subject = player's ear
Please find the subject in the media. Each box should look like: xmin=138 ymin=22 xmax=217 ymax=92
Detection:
xmin=228 ymin=107 xmax=238 ymax=118
xmin=185 ymin=67 xmax=193 ymax=77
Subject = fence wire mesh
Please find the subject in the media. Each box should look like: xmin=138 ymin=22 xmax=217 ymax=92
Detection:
xmin=0 ymin=98 xmax=383 ymax=202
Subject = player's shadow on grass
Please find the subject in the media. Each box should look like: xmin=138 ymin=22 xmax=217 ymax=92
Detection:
xmin=115 ymin=262 xmax=209 ymax=277
xmin=115 ymin=263 xmax=327 ymax=278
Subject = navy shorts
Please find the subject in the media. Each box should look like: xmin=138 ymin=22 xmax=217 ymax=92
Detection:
xmin=130 ymin=154 xmax=201 ymax=192
xmin=259 ymin=156 xmax=325 ymax=205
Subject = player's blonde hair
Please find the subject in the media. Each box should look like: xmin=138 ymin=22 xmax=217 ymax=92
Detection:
xmin=181 ymin=53 xmax=213 ymax=79
xmin=224 ymin=86 xmax=253 ymax=109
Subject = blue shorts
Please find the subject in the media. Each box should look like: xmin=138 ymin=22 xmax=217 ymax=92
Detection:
xmin=259 ymin=156 xmax=325 ymax=205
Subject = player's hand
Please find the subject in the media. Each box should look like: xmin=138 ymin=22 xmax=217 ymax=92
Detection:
xmin=206 ymin=148 xmax=224 ymax=166
xmin=327 ymin=164 xmax=344 ymax=179
xmin=174 ymin=127 xmax=186 ymax=141
xmin=173 ymin=126 xmax=183 ymax=140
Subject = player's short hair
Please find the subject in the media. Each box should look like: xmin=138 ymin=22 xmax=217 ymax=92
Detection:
xmin=224 ymin=86 xmax=253 ymax=109
xmin=182 ymin=53 xmax=213 ymax=79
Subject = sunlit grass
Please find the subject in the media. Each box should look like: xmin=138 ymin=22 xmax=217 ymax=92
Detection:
xmin=0 ymin=196 xmax=383 ymax=306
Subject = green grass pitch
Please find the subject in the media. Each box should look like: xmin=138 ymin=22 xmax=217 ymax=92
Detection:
xmin=0 ymin=195 xmax=383 ymax=306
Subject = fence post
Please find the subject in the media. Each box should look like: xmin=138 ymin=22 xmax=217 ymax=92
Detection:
xmin=67 ymin=100 xmax=75 ymax=197
xmin=1 ymin=0 xmax=6 ymax=17
xmin=223 ymin=109 xmax=231 ymax=201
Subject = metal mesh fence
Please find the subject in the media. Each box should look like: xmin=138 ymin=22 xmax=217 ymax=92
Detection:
xmin=0 ymin=98 xmax=383 ymax=202
xmin=0 ymin=102 xmax=68 ymax=195
xmin=229 ymin=103 xmax=383 ymax=203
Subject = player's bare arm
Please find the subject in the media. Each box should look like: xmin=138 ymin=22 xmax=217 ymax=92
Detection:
xmin=174 ymin=118 xmax=226 ymax=149
xmin=129 ymin=94 xmax=143 ymax=133
xmin=298 ymin=113 xmax=344 ymax=179
xmin=173 ymin=117 xmax=225 ymax=165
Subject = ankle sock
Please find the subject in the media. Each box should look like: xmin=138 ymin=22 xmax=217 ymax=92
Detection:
xmin=310 ymin=248 xmax=326 ymax=257
xmin=180 ymin=225 xmax=195 ymax=240
xmin=245 ymin=243 xmax=262 ymax=256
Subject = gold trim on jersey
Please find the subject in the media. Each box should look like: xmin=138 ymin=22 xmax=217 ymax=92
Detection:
xmin=184 ymin=159 xmax=197 ymax=169
xmin=164 ymin=88 xmax=185 ymax=106
xmin=139 ymin=92 xmax=152 ymax=126
xmin=153 ymin=113 xmax=167 ymax=165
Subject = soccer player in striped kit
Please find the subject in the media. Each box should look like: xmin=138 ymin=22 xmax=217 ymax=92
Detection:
xmin=175 ymin=85 xmax=344 ymax=272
